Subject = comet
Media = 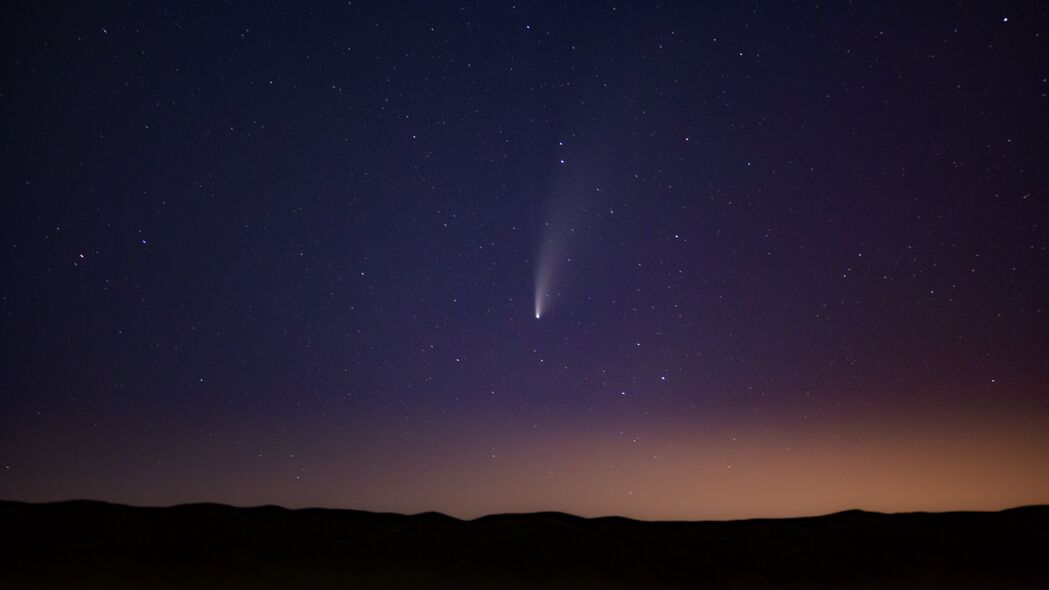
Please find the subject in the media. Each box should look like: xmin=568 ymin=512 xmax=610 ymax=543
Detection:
xmin=533 ymin=198 xmax=576 ymax=320
xmin=533 ymin=239 xmax=553 ymax=319
xmin=534 ymin=257 xmax=551 ymax=319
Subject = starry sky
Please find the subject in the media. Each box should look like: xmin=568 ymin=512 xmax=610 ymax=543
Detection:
xmin=2 ymin=1 xmax=1048 ymax=520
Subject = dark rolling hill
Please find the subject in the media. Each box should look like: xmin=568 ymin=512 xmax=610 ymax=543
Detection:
xmin=1 ymin=500 xmax=1047 ymax=588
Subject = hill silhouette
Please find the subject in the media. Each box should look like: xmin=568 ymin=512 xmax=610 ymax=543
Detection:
xmin=2 ymin=500 xmax=1047 ymax=588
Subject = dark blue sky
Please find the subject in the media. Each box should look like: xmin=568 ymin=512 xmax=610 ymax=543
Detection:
xmin=2 ymin=1 xmax=1047 ymax=518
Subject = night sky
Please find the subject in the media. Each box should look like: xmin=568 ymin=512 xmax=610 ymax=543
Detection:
xmin=2 ymin=2 xmax=1048 ymax=520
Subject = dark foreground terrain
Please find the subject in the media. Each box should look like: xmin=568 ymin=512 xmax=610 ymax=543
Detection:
xmin=1 ymin=500 xmax=1047 ymax=589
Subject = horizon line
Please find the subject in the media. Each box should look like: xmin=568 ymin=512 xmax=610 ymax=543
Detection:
xmin=3 ymin=497 xmax=1046 ymax=524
